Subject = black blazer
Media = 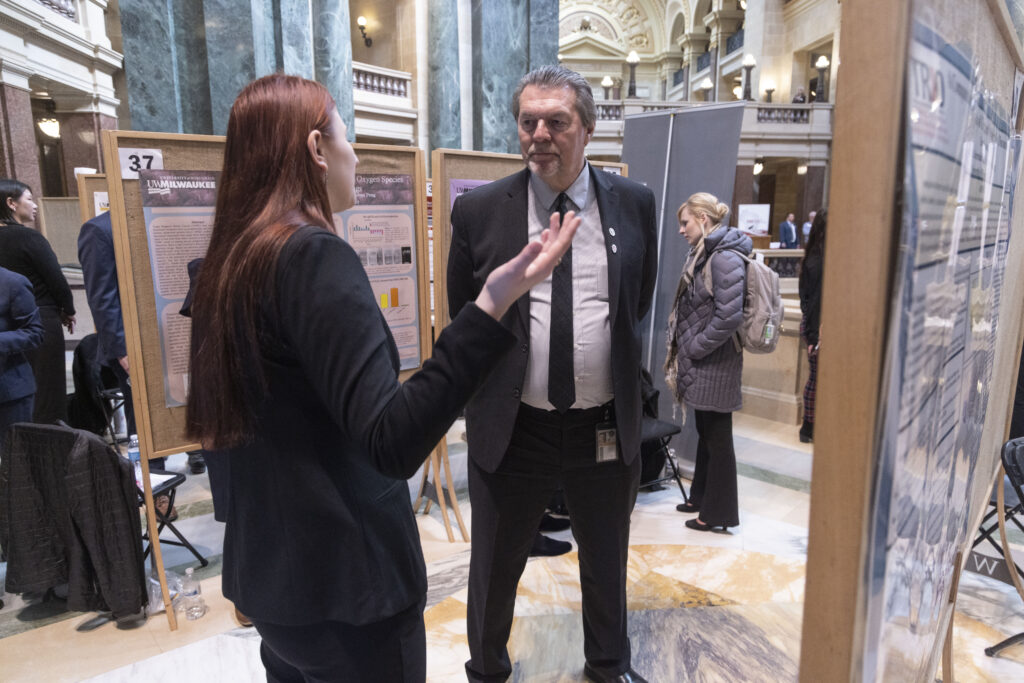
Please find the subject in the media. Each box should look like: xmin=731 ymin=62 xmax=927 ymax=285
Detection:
xmin=196 ymin=227 xmax=514 ymax=626
xmin=447 ymin=166 xmax=658 ymax=472
xmin=0 ymin=266 xmax=44 ymax=402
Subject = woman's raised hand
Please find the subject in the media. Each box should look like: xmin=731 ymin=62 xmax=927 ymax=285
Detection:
xmin=475 ymin=210 xmax=581 ymax=321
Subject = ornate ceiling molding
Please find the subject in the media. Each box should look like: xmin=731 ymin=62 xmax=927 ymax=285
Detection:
xmin=559 ymin=0 xmax=666 ymax=54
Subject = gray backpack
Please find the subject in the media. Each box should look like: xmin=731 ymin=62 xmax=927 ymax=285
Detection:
xmin=702 ymin=249 xmax=783 ymax=354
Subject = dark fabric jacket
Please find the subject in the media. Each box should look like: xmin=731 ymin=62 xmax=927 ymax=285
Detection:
xmin=447 ymin=166 xmax=658 ymax=471
xmin=78 ymin=212 xmax=127 ymax=365
xmin=672 ymin=227 xmax=751 ymax=412
xmin=0 ymin=423 xmax=147 ymax=617
xmin=0 ymin=267 xmax=44 ymax=403
xmin=0 ymin=221 xmax=75 ymax=314
xmin=799 ymin=246 xmax=824 ymax=346
xmin=195 ymin=226 xmax=515 ymax=626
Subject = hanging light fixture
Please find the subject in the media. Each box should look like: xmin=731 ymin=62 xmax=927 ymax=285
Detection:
xmin=753 ymin=161 xmax=764 ymax=175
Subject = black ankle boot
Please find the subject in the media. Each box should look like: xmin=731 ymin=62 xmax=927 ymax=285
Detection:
xmin=799 ymin=420 xmax=813 ymax=443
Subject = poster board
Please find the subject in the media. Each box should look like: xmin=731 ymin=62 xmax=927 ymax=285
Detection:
xmin=799 ymin=0 xmax=1024 ymax=680
xmin=77 ymin=173 xmax=109 ymax=224
xmin=101 ymin=130 xmax=224 ymax=630
xmin=430 ymin=148 xmax=626 ymax=329
xmin=336 ymin=144 xmax=432 ymax=382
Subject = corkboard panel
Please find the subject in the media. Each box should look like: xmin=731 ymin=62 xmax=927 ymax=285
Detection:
xmin=76 ymin=174 xmax=108 ymax=224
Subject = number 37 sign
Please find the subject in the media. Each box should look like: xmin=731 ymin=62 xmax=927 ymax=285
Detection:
xmin=118 ymin=147 xmax=165 ymax=179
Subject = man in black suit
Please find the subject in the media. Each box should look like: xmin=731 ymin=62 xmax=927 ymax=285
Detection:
xmin=447 ymin=66 xmax=656 ymax=683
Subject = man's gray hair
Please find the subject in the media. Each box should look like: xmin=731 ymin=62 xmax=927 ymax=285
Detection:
xmin=511 ymin=65 xmax=597 ymax=130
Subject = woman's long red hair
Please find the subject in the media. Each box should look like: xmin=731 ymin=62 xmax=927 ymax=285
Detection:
xmin=186 ymin=74 xmax=337 ymax=448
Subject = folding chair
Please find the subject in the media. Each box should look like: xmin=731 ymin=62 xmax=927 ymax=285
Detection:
xmin=639 ymin=415 xmax=689 ymax=503
xmin=973 ymin=437 xmax=1024 ymax=578
xmin=982 ymin=437 xmax=1024 ymax=658
xmin=141 ymin=470 xmax=209 ymax=568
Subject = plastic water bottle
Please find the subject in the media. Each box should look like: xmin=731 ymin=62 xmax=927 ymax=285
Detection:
xmin=127 ymin=434 xmax=143 ymax=490
xmin=181 ymin=568 xmax=207 ymax=620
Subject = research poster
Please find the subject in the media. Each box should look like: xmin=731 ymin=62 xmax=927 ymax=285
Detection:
xmin=449 ymin=178 xmax=491 ymax=211
xmin=336 ymin=174 xmax=421 ymax=370
xmin=862 ymin=18 xmax=1021 ymax=680
xmin=139 ymin=170 xmax=218 ymax=408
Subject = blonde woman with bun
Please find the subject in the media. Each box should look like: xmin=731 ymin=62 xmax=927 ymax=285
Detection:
xmin=664 ymin=192 xmax=750 ymax=531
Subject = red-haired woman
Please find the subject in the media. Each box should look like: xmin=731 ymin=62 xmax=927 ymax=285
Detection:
xmin=186 ymin=74 xmax=578 ymax=682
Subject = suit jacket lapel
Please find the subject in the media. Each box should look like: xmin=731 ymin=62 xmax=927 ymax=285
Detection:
xmin=591 ymin=166 xmax=622 ymax=326
xmin=507 ymin=169 xmax=531 ymax=335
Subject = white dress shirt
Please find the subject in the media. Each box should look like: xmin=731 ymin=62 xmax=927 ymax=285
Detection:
xmin=521 ymin=164 xmax=614 ymax=410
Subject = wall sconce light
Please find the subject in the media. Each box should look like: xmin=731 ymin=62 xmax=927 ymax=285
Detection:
xmin=815 ymin=55 xmax=830 ymax=101
xmin=601 ymin=75 xmax=614 ymax=100
xmin=626 ymin=50 xmax=640 ymax=98
xmin=356 ymin=16 xmax=372 ymax=47
xmin=37 ymin=117 xmax=60 ymax=139
xmin=36 ymin=99 xmax=60 ymax=138
xmin=763 ymin=78 xmax=776 ymax=103
xmin=732 ymin=85 xmax=743 ymax=100
xmin=797 ymin=163 xmax=808 ymax=175
xmin=753 ymin=160 xmax=764 ymax=176
xmin=742 ymin=53 xmax=756 ymax=100
xmin=740 ymin=0 xmax=748 ymax=9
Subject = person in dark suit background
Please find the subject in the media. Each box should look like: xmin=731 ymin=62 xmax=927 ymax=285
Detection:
xmin=0 ymin=266 xmax=44 ymax=451
xmin=0 ymin=179 xmax=75 ymax=425
xmin=77 ymin=211 xmax=174 ymax=475
xmin=779 ymin=212 xmax=799 ymax=248
xmin=447 ymin=66 xmax=657 ymax=683
xmin=185 ymin=74 xmax=577 ymax=682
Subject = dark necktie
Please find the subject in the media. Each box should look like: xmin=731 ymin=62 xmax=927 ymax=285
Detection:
xmin=549 ymin=192 xmax=575 ymax=413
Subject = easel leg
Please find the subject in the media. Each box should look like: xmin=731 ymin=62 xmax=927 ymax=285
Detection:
xmin=140 ymin=454 xmax=177 ymax=630
xmin=430 ymin=449 xmax=454 ymax=542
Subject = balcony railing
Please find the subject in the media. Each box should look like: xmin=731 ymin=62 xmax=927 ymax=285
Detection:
xmin=697 ymin=52 xmax=711 ymax=72
xmin=34 ymin=0 xmax=75 ymax=19
xmin=353 ymin=63 xmax=409 ymax=98
xmin=726 ymin=29 xmax=745 ymax=55
xmin=597 ymin=103 xmax=623 ymax=120
xmin=756 ymin=104 xmax=811 ymax=123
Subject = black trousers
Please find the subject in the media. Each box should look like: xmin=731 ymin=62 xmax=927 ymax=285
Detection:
xmin=0 ymin=395 xmax=32 ymax=454
xmin=27 ymin=306 xmax=66 ymax=425
xmin=250 ymin=597 xmax=426 ymax=683
xmin=466 ymin=402 xmax=640 ymax=682
xmin=689 ymin=409 xmax=740 ymax=527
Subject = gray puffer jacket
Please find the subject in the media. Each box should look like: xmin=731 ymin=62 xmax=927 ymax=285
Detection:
xmin=672 ymin=227 xmax=751 ymax=412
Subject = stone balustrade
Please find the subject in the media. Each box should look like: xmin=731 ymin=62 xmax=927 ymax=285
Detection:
xmin=756 ymin=104 xmax=812 ymax=124
xmin=352 ymin=62 xmax=410 ymax=98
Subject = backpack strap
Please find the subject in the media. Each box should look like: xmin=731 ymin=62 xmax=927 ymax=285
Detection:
xmin=700 ymin=247 xmax=750 ymax=354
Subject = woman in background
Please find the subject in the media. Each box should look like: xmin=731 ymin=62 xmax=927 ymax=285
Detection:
xmin=666 ymin=192 xmax=749 ymax=532
xmin=186 ymin=74 xmax=577 ymax=682
xmin=798 ymin=209 xmax=827 ymax=444
xmin=0 ymin=180 xmax=76 ymax=424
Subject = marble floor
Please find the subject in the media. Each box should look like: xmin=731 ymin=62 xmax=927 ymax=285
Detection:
xmin=2 ymin=414 xmax=1024 ymax=682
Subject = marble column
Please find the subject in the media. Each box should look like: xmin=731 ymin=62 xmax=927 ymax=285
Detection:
xmin=471 ymin=0 xmax=528 ymax=153
xmin=173 ymin=0 xmax=214 ymax=134
xmin=528 ymin=0 xmax=558 ymax=70
xmin=731 ymin=164 xmax=755 ymax=229
xmin=57 ymin=112 xmax=118 ymax=196
xmin=118 ymin=0 xmax=183 ymax=132
xmin=203 ymin=0 xmax=279 ymax=135
xmin=280 ymin=0 xmax=315 ymax=78
xmin=0 ymin=83 xmax=42 ymax=203
xmin=312 ymin=0 xmax=355 ymax=141
xmin=801 ymin=165 xmax=827 ymax=218
xmin=429 ymin=0 xmax=461 ymax=152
